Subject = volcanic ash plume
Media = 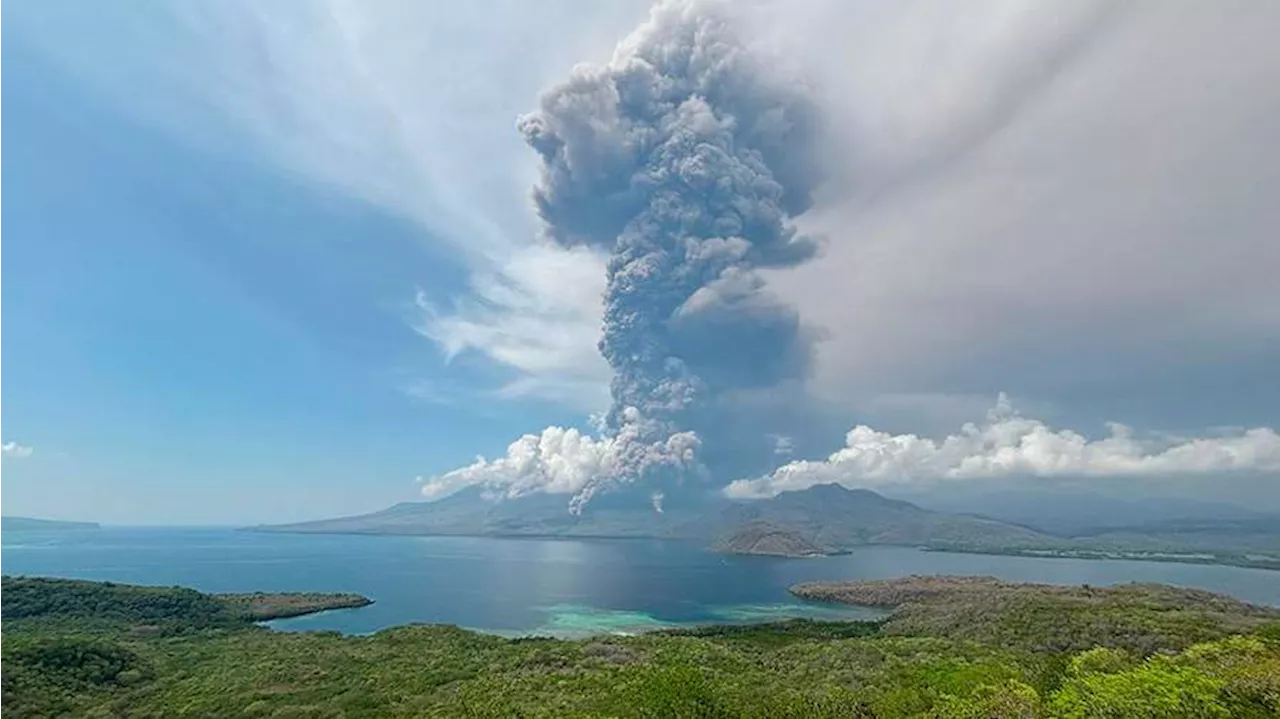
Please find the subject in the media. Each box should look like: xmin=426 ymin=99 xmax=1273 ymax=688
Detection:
xmin=427 ymin=0 xmax=824 ymax=511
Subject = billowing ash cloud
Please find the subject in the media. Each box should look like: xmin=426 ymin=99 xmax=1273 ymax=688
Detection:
xmin=424 ymin=0 xmax=824 ymax=511
xmin=2 ymin=441 xmax=35 ymax=459
xmin=726 ymin=394 xmax=1280 ymax=498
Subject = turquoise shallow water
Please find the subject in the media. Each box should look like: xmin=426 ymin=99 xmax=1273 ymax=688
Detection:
xmin=3 ymin=528 xmax=1276 ymax=636
xmin=491 ymin=601 xmax=888 ymax=639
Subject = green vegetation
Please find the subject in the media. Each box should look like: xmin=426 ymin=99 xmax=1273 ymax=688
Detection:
xmin=2 ymin=577 xmax=371 ymax=629
xmin=791 ymin=575 xmax=1280 ymax=654
xmin=4 ymin=575 xmax=1279 ymax=717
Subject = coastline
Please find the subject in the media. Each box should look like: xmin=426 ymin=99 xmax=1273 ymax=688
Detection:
xmin=919 ymin=545 xmax=1280 ymax=571
xmin=247 ymin=524 xmax=1279 ymax=570
xmin=217 ymin=591 xmax=374 ymax=621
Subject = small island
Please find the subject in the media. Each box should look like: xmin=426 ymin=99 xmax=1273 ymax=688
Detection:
xmin=713 ymin=521 xmax=833 ymax=557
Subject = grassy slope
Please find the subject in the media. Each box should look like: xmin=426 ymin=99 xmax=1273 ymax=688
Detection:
xmin=4 ymin=575 xmax=1280 ymax=717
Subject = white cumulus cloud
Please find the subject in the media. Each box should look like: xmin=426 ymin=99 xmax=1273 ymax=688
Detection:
xmin=419 ymin=423 xmax=699 ymax=510
xmin=419 ymin=427 xmax=615 ymax=501
xmin=725 ymin=394 xmax=1280 ymax=498
xmin=2 ymin=442 xmax=35 ymax=459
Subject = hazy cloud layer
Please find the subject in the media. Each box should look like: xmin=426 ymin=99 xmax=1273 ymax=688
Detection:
xmin=2 ymin=442 xmax=36 ymax=459
xmin=761 ymin=0 xmax=1280 ymax=425
xmin=726 ymin=395 xmax=1280 ymax=498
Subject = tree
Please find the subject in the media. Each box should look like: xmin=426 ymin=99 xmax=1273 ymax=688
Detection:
xmin=1049 ymin=658 xmax=1228 ymax=719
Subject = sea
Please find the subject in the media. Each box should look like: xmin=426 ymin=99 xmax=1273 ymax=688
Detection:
xmin=3 ymin=527 xmax=1277 ymax=638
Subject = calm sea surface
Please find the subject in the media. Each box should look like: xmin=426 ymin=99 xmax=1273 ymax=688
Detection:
xmin=3 ymin=528 xmax=1277 ymax=637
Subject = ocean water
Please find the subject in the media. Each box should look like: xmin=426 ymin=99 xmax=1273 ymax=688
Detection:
xmin=3 ymin=527 xmax=1277 ymax=637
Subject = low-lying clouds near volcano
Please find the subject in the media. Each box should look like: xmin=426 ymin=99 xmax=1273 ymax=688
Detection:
xmin=726 ymin=394 xmax=1280 ymax=499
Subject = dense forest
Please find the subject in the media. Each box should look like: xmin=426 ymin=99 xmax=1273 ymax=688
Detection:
xmin=3 ymin=575 xmax=1278 ymax=717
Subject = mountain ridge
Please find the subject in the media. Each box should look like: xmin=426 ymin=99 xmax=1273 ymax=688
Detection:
xmin=250 ymin=483 xmax=1063 ymax=554
xmin=1 ymin=516 xmax=100 ymax=531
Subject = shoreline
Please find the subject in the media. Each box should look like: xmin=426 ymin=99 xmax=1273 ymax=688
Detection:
xmin=919 ymin=545 xmax=1280 ymax=571
xmin=246 ymin=525 xmax=1279 ymax=571
xmin=218 ymin=591 xmax=375 ymax=621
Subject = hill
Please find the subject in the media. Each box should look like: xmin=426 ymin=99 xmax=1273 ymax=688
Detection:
xmin=720 ymin=484 xmax=1058 ymax=553
xmin=902 ymin=487 xmax=1275 ymax=536
xmin=713 ymin=522 xmax=832 ymax=556
xmin=2 ymin=517 xmax=100 ymax=531
xmin=253 ymin=484 xmax=1064 ymax=555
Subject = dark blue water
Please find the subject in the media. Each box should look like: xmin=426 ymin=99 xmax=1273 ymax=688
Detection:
xmin=4 ymin=528 xmax=1277 ymax=636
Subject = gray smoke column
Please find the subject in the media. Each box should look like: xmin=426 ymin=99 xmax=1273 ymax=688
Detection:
xmin=516 ymin=0 xmax=823 ymax=511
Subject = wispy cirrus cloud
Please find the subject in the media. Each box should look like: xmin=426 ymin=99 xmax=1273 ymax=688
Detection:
xmin=413 ymin=243 xmax=611 ymax=410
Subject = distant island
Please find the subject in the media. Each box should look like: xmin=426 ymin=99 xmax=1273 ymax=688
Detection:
xmin=1 ymin=517 xmax=100 ymax=531
xmin=5 ymin=574 xmax=1278 ymax=717
xmin=713 ymin=521 xmax=833 ymax=557
xmin=250 ymin=483 xmax=1280 ymax=569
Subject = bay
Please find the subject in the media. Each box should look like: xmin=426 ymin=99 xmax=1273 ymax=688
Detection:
xmin=3 ymin=527 xmax=1276 ymax=637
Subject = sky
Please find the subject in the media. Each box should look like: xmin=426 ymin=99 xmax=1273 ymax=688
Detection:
xmin=3 ymin=0 xmax=1278 ymax=524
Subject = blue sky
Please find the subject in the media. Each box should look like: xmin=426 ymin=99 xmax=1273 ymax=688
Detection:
xmin=2 ymin=3 xmax=619 ymax=523
xmin=4 ymin=1 xmax=1278 ymax=523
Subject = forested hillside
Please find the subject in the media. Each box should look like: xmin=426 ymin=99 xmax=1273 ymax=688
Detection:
xmin=3 ymin=575 xmax=1278 ymax=717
